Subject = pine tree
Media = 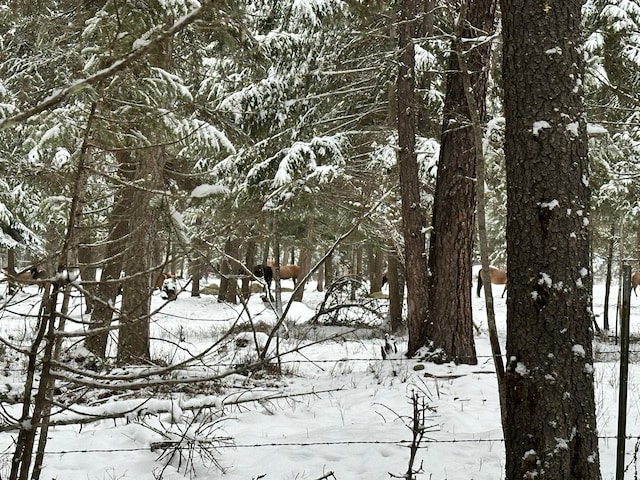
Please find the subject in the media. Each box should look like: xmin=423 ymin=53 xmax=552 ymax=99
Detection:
xmin=502 ymin=1 xmax=601 ymax=477
xmin=426 ymin=0 xmax=497 ymax=364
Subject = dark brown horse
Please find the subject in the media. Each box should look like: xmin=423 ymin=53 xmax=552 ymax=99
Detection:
xmin=253 ymin=264 xmax=274 ymax=300
xmin=477 ymin=266 xmax=507 ymax=298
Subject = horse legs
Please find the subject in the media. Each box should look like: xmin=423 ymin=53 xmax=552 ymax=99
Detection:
xmin=477 ymin=271 xmax=507 ymax=298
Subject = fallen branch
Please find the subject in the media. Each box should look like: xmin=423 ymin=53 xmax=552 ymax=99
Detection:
xmin=0 ymin=386 xmax=345 ymax=433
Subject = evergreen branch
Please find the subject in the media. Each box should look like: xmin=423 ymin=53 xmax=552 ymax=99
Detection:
xmin=0 ymin=1 xmax=214 ymax=131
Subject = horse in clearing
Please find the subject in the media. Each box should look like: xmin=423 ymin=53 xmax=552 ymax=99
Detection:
xmin=476 ymin=266 xmax=507 ymax=298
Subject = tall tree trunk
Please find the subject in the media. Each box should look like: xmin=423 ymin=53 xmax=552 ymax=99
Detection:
xmin=502 ymin=1 xmax=601 ymax=478
xmin=218 ymin=252 xmax=230 ymax=302
xmin=242 ymin=239 xmax=257 ymax=299
xmin=86 ymin=150 xmax=135 ymax=358
xmin=354 ymin=246 xmax=364 ymax=300
xmin=426 ymin=0 xmax=496 ymax=364
xmin=190 ymin=256 xmax=202 ymax=297
xmin=397 ymin=0 xmax=429 ymax=357
xmin=368 ymin=246 xmax=384 ymax=293
xmin=190 ymin=226 xmax=206 ymax=297
xmin=316 ymin=264 xmax=325 ymax=292
xmin=77 ymin=238 xmax=97 ymax=314
xmin=117 ymin=148 xmax=167 ymax=365
xmin=603 ymin=222 xmax=615 ymax=331
xmin=218 ymin=237 xmax=240 ymax=304
xmin=293 ymin=216 xmax=314 ymax=302
xmin=118 ymin=29 xmax=175 ymax=364
xmin=6 ymin=248 xmax=17 ymax=294
xmin=324 ymin=251 xmax=334 ymax=288
xmin=387 ymin=247 xmax=404 ymax=333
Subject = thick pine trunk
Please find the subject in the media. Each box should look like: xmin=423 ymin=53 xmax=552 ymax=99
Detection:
xmin=502 ymin=1 xmax=601 ymax=478
xmin=6 ymin=248 xmax=17 ymax=294
xmin=190 ymin=257 xmax=202 ymax=297
xmin=324 ymin=251 xmax=334 ymax=288
xmin=117 ymin=149 xmax=167 ymax=365
xmin=293 ymin=216 xmax=314 ymax=302
xmin=387 ymin=248 xmax=404 ymax=333
xmin=242 ymin=239 xmax=257 ymax=299
xmin=368 ymin=246 xmax=384 ymax=294
xmin=426 ymin=0 xmax=496 ymax=364
xmin=397 ymin=0 xmax=429 ymax=356
xmin=86 ymin=151 xmax=135 ymax=358
xmin=218 ymin=238 xmax=240 ymax=304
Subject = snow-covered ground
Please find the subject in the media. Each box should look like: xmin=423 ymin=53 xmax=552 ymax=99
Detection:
xmin=0 ymin=273 xmax=638 ymax=479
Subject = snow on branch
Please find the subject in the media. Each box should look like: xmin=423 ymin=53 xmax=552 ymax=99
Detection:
xmin=289 ymin=0 xmax=344 ymax=28
xmin=273 ymin=135 xmax=345 ymax=187
xmin=0 ymin=0 xmax=213 ymax=131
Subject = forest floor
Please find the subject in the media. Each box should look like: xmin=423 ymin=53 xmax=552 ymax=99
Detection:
xmin=0 ymin=272 xmax=637 ymax=479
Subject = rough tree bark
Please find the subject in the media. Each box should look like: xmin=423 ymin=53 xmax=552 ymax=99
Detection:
xmin=5 ymin=248 xmax=17 ymax=294
xmin=387 ymin=247 xmax=404 ymax=333
xmin=426 ymin=0 xmax=496 ymax=364
xmin=117 ymin=148 xmax=167 ymax=365
xmin=242 ymin=239 xmax=257 ymax=299
xmin=324 ymin=251 xmax=334 ymax=288
xmin=502 ymin=1 xmax=601 ymax=478
xmin=397 ymin=0 xmax=429 ymax=357
xmin=368 ymin=246 xmax=384 ymax=294
xmin=292 ymin=216 xmax=314 ymax=302
xmin=86 ymin=150 xmax=135 ymax=358
xmin=218 ymin=237 xmax=240 ymax=304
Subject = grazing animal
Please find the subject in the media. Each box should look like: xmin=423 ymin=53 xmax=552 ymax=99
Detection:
xmin=633 ymin=271 xmax=640 ymax=296
xmin=267 ymin=261 xmax=300 ymax=285
xmin=253 ymin=263 xmax=300 ymax=301
xmin=253 ymin=265 xmax=273 ymax=289
xmin=476 ymin=266 xmax=508 ymax=298
xmin=3 ymin=266 xmax=48 ymax=292
xmin=381 ymin=272 xmax=388 ymax=288
xmin=253 ymin=265 xmax=274 ymax=301
xmin=381 ymin=333 xmax=398 ymax=360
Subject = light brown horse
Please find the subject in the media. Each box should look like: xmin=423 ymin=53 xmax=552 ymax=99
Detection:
xmin=477 ymin=266 xmax=507 ymax=298
xmin=267 ymin=261 xmax=300 ymax=285
xmin=632 ymin=271 xmax=640 ymax=296
xmin=2 ymin=266 xmax=48 ymax=292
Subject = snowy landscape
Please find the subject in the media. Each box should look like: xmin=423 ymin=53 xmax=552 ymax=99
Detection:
xmin=1 ymin=1 xmax=639 ymax=479
xmin=0 ymin=270 xmax=638 ymax=480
